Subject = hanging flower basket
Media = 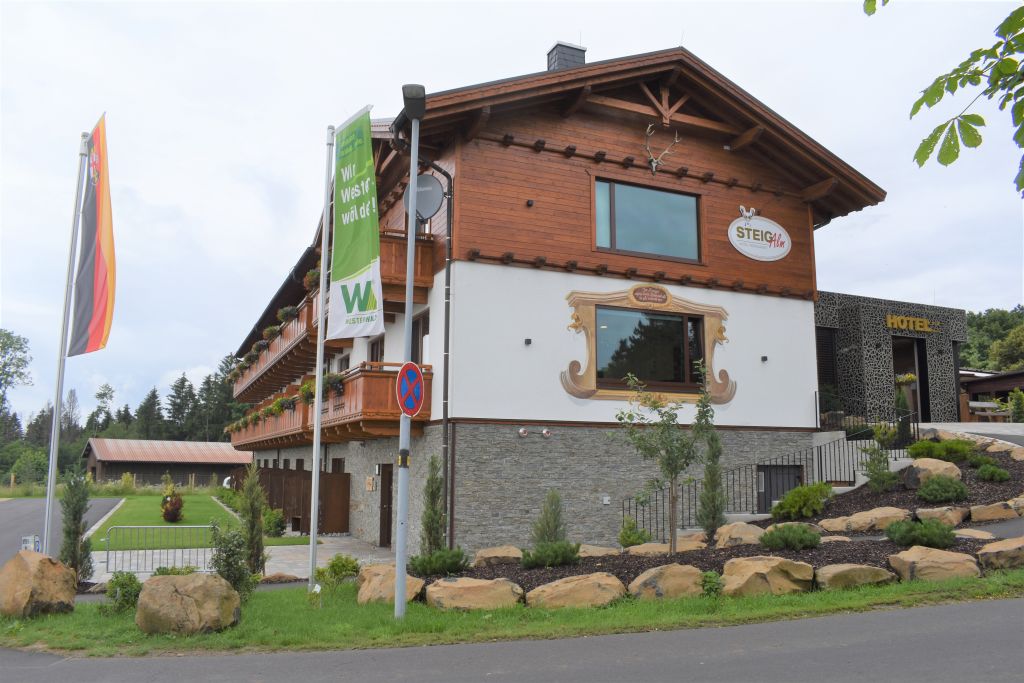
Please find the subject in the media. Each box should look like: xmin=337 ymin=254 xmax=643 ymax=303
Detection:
xmin=303 ymin=268 xmax=320 ymax=291
xmin=277 ymin=305 xmax=299 ymax=323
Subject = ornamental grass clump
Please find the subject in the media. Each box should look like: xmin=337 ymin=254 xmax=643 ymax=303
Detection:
xmin=885 ymin=519 xmax=955 ymax=549
xmin=760 ymin=524 xmax=821 ymax=551
xmin=410 ymin=548 xmax=470 ymax=576
xmin=916 ymin=475 xmax=969 ymax=504
xmin=967 ymin=454 xmax=998 ymax=469
xmin=977 ymin=464 xmax=1010 ymax=482
xmin=770 ymin=482 xmax=832 ymax=521
xmin=618 ymin=517 xmax=651 ymax=548
xmin=521 ymin=541 xmax=580 ymax=569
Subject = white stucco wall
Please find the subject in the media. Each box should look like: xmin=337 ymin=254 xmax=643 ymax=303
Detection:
xmin=447 ymin=261 xmax=818 ymax=428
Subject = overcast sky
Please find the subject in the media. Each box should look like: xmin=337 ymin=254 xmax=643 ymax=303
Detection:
xmin=2 ymin=0 xmax=1022 ymax=421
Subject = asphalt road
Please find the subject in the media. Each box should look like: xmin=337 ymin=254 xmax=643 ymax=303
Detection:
xmin=2 ymin=599 xmax=1022 ymax=683
xmin=0 ymin=497 xmax=120 ymax=565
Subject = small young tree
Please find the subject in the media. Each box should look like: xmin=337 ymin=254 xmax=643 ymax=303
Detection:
xmin=59 ymin=468 xmax=93 ymax=582
xmin=531 ymin=489 xmax=567 ymax=546
xmin=420 ymin=455 xmax=446 ymax=555
xmin=617 ymin=375 xmax=700 ymax=554
xmin=693 ymin=367 xmax=726 ymax=540
xmin=1010 ymin=388 xmax=1024 ymax=423
xmin=238 ymin=460 xmax=267 ymax=574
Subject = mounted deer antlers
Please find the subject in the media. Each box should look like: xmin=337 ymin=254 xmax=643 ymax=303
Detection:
xmin=643 ymin=124 xmax=681 ymax=175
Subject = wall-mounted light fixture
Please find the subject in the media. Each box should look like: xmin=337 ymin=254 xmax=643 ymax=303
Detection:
xmin=518 ymin=427 xmax=529 ymax=438
xmin=526 ymin=199 xmax=535 ymax=207
xmin=524 ymin=338 xmax=532 ymax=346
xmin=541 ymin=428 xmax=553 ymax=438
xmin=374 ymin=464 xmax=382 ymax=476
xmin=761 ymin=355 xmax=768 ymax=363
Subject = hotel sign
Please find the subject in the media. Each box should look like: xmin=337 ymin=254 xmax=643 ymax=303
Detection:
xmin=886 ymin=314 xmax=939 ymax=332
xmin=728 ymin=207 xmax=791 ymax=262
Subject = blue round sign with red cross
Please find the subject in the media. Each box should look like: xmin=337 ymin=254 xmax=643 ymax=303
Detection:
xmin=395 ymin=362 xmax=425 ymax=417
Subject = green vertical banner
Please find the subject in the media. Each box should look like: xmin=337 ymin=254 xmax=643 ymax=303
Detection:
xmin=328 ymin=108 xmax=384 ymax=340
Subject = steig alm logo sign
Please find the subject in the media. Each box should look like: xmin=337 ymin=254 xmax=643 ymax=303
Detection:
xmin=728 ymin=206 xmax=791 ymax=262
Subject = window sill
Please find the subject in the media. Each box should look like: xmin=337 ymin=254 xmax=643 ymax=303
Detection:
xmin=595 ymin=246 xmax=704 ymax=267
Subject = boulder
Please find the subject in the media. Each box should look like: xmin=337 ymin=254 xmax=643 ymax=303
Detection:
xmin=425 ymin=577 xmax=523 ymax=610
xmin=356 ymin=565 xmax=424 ymax=605
xmin=527 ymin=572 xmax=626 ymax=608
xmin=903 ymin=458 xmax=962 ymax=489
xmin=888 ymin=546 xmax=981 ymax=582
xmin=915 ymin=506 xmax=969 ymax=527
xmin=135 ymin=574 xmax=240 ymax=634
xmin=821 ymin=507 xmax=910 ymax=533
xmin=819 ymin=517 xmax=851 ymax=533
xmin=977 ymin=536 xmax=1024 ymax=570
xmin=471 ymin=545 xmax=523 ymax=568
xmin=1008 ymin=496 xmax=1024 ymax=515
xmin=1011 ymin=447 xmax=1024 ymax=462
xmin=627 ymin=564 xmax=703 ymax=601
xmin=0 ymin=550 xmax=76 ymax=618
xmin=622 ymin=542 xmax=670 ymax=556
xmin=679 ymin=530 xmax=708 ymax=543
xmin=86 ymin=582 xmax=108 ymax=594
xmin=714 ymin=522 xmax=765 ymax=548
xmin=765 ymin=522 xmax=825 ymax=535
xmin=721 ymin=556 xmax=813 ymax=597
xmin=820 ymin=536 xmax=851 ymax=543
xmin=578 ymin=544 xmax=619 ymax=558
xmin=970 ymin=502 xmax=1018 ymax=522
xmin=261 ymin=572 xmax=301 ymax=584
xmin=954 ymin=529 xmax=995 ymax=540
xmin=674 ymin=537 xmax=708 ymax=552
xmin=815 ymin=564 xmax=897 ymax=590
xmin=985 ymin=442 xmax=1008 ymax=454
xmin=357 ymin=563 xmax=394 ymax=588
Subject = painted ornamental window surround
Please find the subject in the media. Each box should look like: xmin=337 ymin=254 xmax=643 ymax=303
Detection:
xmin=562 ymin=284 xmax=736 ymax=403
xmin=595 ymin=179 xmax=700 ymax=263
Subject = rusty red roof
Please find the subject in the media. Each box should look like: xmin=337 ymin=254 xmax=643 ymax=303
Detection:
xmin=83 ymin=438 xmax=253 ymax=464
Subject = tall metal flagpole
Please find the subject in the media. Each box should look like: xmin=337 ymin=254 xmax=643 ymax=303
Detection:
xmin=307 ymin=125 xmax=335 ymax=591
xmin=42 ymin=133 xmax=90 ymax=556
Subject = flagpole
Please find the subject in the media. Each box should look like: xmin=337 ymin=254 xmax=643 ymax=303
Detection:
xmin=307 ymin=125 xmax=335 ymax=591
xmin=42 ymin=132 xmax=90 ymax=556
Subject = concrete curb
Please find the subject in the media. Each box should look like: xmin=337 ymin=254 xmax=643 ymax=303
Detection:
xmin=85 ymin=497 xmax=126 ymax=540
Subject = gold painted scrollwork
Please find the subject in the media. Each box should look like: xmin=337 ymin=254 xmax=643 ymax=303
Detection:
xmin=560 ymin=284 xmax=737 ymax=404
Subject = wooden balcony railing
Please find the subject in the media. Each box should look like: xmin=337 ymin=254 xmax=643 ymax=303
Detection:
xmin=230 ymin=363 xmax=432 ymax=449
xmin=233 ymin=234 xmax=434 ymax=404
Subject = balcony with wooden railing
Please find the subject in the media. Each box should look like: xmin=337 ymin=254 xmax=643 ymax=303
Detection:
xmin=232 ymin=233 xmax=435 ymax=404
xmin=230 ymin=363 xmax=432 ymax=450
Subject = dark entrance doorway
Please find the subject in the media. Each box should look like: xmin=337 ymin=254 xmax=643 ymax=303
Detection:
xmin=379 ymin=464 xmax=393 ymax=548
xmin=757 ymin=464 xmax=803 ymax=514
xmin=892 ymin=336 xmax=931 ymax=421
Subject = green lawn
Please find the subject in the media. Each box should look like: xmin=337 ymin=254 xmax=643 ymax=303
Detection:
xmin=3 ymin=570 xmax=1023 ymax=656
xmin=91 ymin=495 xmax=308 ymax=549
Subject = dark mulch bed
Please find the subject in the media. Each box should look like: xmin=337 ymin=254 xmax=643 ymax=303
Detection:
xmin=418 ymin=538 xmax=989 ymax=593
xmin=752 ymin=449 xmax=1023 ymax=532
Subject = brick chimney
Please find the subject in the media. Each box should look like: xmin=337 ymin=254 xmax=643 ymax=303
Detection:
xmin=547 ymin=42 xmax=586 ymax=71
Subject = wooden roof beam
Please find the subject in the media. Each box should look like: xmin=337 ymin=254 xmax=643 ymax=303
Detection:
xmin=801 ymin=177 xmax=839 ymax=202
xmin=726 ymin=126 xmax=765 ymax=152
xmin=562 ymin=85 xmax=591 ymax=117
xmin=589 ymin=94 xmax=739 ymax=135
xmin=463 ymin=106 xmax=491 ymax=141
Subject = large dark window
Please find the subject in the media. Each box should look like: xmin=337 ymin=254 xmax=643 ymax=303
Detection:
xmin=595 ymin=180 xmax=699 ymax=261
xmin=596 ymin=307 xmax=704 ymax=388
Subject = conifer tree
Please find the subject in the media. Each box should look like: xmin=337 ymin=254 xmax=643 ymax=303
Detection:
xmin=59 ymin=468 xmax=93 ymax=582
xmin=694 ymin=364 xmax=727 ymax=540
xmin=531 ymin=489 xmax=567 ymax=546
xmin=419 ymin=455 xmax=446 ymax=555
xmin=135 ymin=388 xmax=165 ymax=439
xmin=239 ymin=461 xmax=267 ymax=574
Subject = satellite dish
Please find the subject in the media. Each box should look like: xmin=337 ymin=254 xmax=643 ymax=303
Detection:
xmin=402 ymin=174 xmax=444 ymax=220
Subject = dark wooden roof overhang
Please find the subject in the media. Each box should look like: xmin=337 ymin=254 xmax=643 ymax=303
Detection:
xmin=386 ymin=47 xmax=884 ymax=228
xmin=234 ymin=245 xmax=318 ymax=357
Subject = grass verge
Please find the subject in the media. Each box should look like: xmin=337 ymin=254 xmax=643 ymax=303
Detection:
xmin=3 ymin=569 xmax=1023 ymax=657
xmin=91 ymin=495 xmax=307 ymax=549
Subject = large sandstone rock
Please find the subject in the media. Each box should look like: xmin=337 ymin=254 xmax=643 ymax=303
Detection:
xmin=916 ymin=506 xmax=969 ymax=527
xmin=815 ymin=564 xmax=897 ymax=590
xmin=357 ymin=563 xmax=394 ymax=587
xmin=903 ymin=458 xmax=962 ymax=489
xmin=820 ymin=507 xmax=910 ymax=533
xmin=820 ymin=536 xmax=852 ymax=543
xmin=721 ymin=556 xmax=813 ymax=597
xmin=578 ymin=544 xmax=619 ymax=558
xmin=1008 ymin=496 xmax=1024 ymax=515
xmin=356 ymin=565 xmax=425 ymax=605
xmin=135 ymin=574 xmax=240 ymax=634
xmin=622 ymin=542 xmax=670 ymax=556
xmin=954 ymin=529 xmax=995 ymax=540
xmin=977 ymin=536 xmax=1024 ymax=570
xmin=627 ymin=564 xmax=703 ymax=601
xmin=970 ymin=502 xmax=1018 ymax=522
xmin=985 ymin=442 xmax=1008 ymax=454
xmin=765 ymin=522 xmax=826 ymax=535
xmin=471 ymin=545 xmax=523 ymax=568
xmin=714 ymin=522 xmax=765 ymax=548
xmin=1011 ymin=447 xmax=1024 ymax=462
xmin=425 ymin=577 xmax=523 ymax=610
xmin=0 ymin=550 xmax=76 ymax=618
xmin=888 ymin=546 xmax=981 ymax=582
xmin=526 ymin=572 xmax=626 ymax=608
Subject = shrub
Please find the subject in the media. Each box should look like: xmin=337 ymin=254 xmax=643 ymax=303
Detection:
xmin=419 ymin=455 xmax=446 ymax=556
xmin=770 ymin=482 xmax=832 ymax=521
xmin=916 ymin=475 xmax=969 ymax=504
xmin=885 ymin=519 xmax=955 ymax=549
xmin=760 ymin=524 xmax=821 ymax=551
xmin=263 ymin=507 xmax=286 ymax=537
xmin=59 ymin=469 xmax=93 ymax=583
xmin=977 ymin=464 xmax=1010 ymax=482
xmin=967 ymin=454 xmax=998 ymax=469
xmin=618 ymin=516 xmax=652 ymax=548
xmin=701 ymin=571 xmax=723 ymax=597
xmin=531 ymin=489 xmax=567 ymax=546
xmin=862 ymin=445 xmax=899 ymax=493
xmin=102 ymin=571 xmax=142 ymax=614
xmin=521 ymin=541 xmax=580 ymax=569
xmin=210 ymin=521 xmax=258 ymax=601
xmin=409 ymin=548 xmax=470 ymax=576
xmin=153 ymin=565 xmax=197 ymax=575
xmin=314 ymin=553 xmax=360 ymax=590
xmin=940 ymin=439 xmax=976 ymax=462
xmin=1010 ymin=388 xmax=1024 ymax=423
xmin=160 ymin=475 xmax=184 ymax=523
xmin=907 ymin=440 xmax=940 ymax=459
xmin=218 ymin=487 xmax=242 ymax=512
xmin=872 ymin=424 xmax=898 ymax=450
